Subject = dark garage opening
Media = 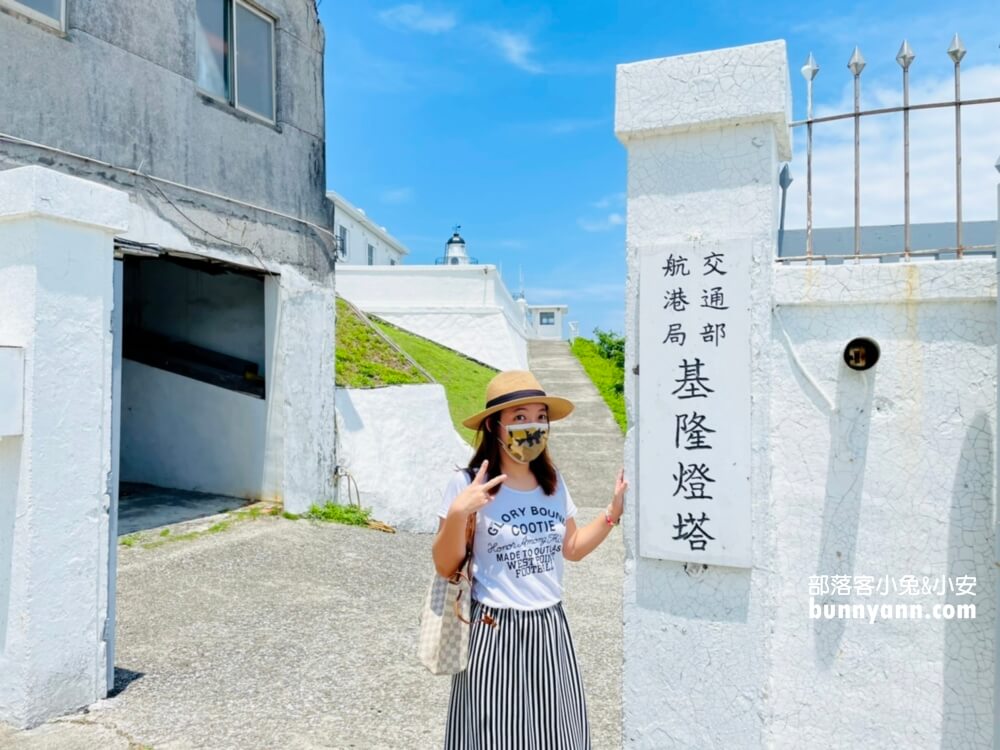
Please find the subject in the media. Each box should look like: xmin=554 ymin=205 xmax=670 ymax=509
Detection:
xmin=117 ymin=254 xmax=271 ymax=533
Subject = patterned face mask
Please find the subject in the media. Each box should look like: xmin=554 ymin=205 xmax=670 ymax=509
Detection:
xmin=501 ymin=422 xmax=549 ymax=464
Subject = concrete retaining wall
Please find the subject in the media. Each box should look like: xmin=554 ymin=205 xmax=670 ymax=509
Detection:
xmin=336 ymin=265 xmax=528 ymax=371
xmin=335 ymin=385 xmax=471 ymax=533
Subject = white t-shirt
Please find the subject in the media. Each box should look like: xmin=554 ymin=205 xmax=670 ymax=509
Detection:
xmin=436 ymin=468 xmax=578 ymax=610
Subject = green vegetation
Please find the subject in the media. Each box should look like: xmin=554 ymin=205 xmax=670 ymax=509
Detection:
xmin=370 ymin=318 xmax=498 ymax=444
xmin=335 ymin=297 xmax=430 ymax=388
xmin=306 ymin=501 xmax=372 ymax=527
xmin=572 ymin=329 xmax=627 ymax=433
xmin=117 ymin=504 xmax=281 ymax=550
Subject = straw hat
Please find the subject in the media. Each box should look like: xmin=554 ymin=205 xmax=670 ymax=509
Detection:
xmin=462 ymin=370 xmax=575 ymax=430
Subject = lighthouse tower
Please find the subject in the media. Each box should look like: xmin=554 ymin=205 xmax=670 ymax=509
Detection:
xmin=442 ymin=226 xmax=471 ymax=265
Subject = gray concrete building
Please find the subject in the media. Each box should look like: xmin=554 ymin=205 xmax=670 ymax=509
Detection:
xmin=0 ymin=0 xmax=337 ymax=726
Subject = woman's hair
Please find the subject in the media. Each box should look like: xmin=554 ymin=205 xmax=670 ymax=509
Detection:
xmin=464 ymin=411 xmax=558 ymax=495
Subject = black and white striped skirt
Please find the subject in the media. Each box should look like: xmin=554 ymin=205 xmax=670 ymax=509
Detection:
xmin=444 ymin=599 xmax=590 ymax=750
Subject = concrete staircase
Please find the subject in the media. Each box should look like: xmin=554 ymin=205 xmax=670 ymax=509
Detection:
xmin=528 ymin=339 xmax=624 ymax=749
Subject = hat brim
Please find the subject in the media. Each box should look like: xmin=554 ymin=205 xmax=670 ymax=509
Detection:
xmin=461 ymin=395 xmax=575 ymax=430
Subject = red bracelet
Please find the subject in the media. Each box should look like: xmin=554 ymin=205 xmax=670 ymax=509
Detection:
xmin=604 ymin=506 xmax=620 ymax=526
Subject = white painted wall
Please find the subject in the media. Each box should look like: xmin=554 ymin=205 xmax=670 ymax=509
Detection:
xmin=616 ymin=42 xmax=788 ymax=748
xmin=335 ymin=385 xmax=471 ymax=532
xmin=262 ymin=273 xmax=337 ymax=512
xmin=0 ymin=348 xmax=24 ymax=436
xmin=0 ymin=165 xmax=337 ymax=728
xmin=527 ymin=305 xmax=568 ymax=340
xmin=328 ymin=190 xmax=408 ymax=266
xmin=0 ymin=166 xmax=127 ymax=728
xmin=768 ymin=260 xmax=996 ymax=748
xmin=337 ymin=265 xmax=529 ymax=371
xmin=120 ymin=360 xmax=267 ymax=498
xmin=616 ymin=40 xmax=998 ymax=749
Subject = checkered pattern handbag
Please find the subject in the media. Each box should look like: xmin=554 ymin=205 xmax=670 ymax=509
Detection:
xmin=417 ymin=514 xmax=476 ymax=675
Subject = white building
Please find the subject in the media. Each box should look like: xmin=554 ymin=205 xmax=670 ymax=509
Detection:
xmin=337 ymin=229 xmax=572 ymax=370
xmin=327 ymin=190 xmax=408 ymax=266
xmin=525 ymin=304 xmax=568 ymax=340
xmin=0 ymin=1 xmax=336 ymax=728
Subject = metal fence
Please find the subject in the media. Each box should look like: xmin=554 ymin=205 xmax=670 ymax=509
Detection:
xmin=779 ymin=34 xmax=1000 ymax=264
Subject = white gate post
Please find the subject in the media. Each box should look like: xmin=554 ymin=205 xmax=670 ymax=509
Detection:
xmin=615 ymin=42 xmax=790 ymax=747
xmin=0 ymin=166 xmax=128 ymax=727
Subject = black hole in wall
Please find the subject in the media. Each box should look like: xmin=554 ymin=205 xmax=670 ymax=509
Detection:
xmin=843 ymin=337 xmax=880 ymax=371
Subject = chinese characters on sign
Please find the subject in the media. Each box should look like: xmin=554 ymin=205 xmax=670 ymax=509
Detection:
xmin=637 ymin=241 xmax=752 ymax=567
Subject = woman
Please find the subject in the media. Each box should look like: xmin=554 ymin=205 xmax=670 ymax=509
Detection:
xmin=432 ymin=370 xmax=627 ymax=750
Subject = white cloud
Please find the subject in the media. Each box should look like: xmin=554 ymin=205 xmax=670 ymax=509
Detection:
xmin=380 ymin=187 xmax=414 ymax=204
xmin=578 ymin=212 xmax=624 ymax=232
xmin=378 ymin=4 xmax=457 ymax=34
xmin=785 ymin=63 xmax=1000 ymax=230
xmin=483 ymin=29 xmax=544 ymax=74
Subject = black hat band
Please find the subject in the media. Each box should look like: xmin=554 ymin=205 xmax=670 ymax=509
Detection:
xmin=484 ymin=389 xmax=547 ymax=409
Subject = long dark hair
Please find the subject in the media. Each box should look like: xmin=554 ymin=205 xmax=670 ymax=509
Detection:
xmin=464 ymin=412 xmax=558 ymax=495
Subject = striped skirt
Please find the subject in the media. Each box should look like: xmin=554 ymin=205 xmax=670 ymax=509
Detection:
xmin=444 ymin=600 xmax=590 ymax=750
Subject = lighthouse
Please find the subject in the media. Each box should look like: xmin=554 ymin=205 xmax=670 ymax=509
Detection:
xmin=441 ymin=226 xmax=472 ymax=265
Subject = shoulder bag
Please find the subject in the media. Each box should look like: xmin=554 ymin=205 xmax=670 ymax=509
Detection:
xmin=417 ymin=513 xmax=477 ymax=675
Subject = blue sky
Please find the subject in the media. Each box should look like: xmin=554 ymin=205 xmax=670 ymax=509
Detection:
xmin=320 ymin=1 xmax=998 ymax=336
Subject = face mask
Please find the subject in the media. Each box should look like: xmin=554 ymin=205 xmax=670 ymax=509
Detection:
xmin=501 ymin=422 xmax=549 ymax=464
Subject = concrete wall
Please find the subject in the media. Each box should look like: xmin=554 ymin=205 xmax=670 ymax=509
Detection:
xmin=126 ymin=257 xmax=266 ymax=370
xmin=0 ymin=0 xmax=328 ymax=227
xmin=0 ymin=166 xmax=127 ymax=727
xmin=335 ymin=385 xmax=471 ymax=532
xmin=336 ymin=265 xmax=529 ymax=371
xmin=616 ymin=40 xmax=998 ymax=749
xmin=328 ymin=190 xmax=408 ymax=266
xmin=616 ymin=41 xmax=788 ymax=747
xmin=0 ymin=0 xmax=339 ymax=505
xmin=769 ymin=260 xmax=996 ymax=748
xmin=120 ymin=361 xmax=267 ymax=498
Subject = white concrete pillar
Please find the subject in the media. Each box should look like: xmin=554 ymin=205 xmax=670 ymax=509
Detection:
xmin=265 ymin=271 xmax=337 ymax=513
xmin=615 ymin=42 xmax=790 ymax=747
xmin=0 ymin=166 xmax=128 ymax=727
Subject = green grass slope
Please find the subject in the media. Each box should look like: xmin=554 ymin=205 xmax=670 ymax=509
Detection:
xmin=571 ymin=337 xmax=627 ymax=433
xmin=335 ymin=297 xmax=430 ymax=388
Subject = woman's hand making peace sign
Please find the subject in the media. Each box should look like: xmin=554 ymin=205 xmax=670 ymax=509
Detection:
xmin=451 ymin=460 xmax=507 ymax=517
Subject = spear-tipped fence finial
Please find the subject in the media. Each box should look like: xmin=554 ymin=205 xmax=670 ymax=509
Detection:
xmin=848 ymin=46 xmax=866 ymax=76
xmin=801 ymin=52 xmax=819 ymax=81
xmin=801 ymin=54 xmax=819 ymax=258
xmin=779 ymin=164 xmax=793 ymax=189
xmin=896 ymin=40 xmax=915 ymax=69
xmin=947 ymin=33 xmax=967 ymax=64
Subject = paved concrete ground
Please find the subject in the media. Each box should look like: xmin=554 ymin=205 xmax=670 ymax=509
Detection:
xmin=118 ymin=483 xmax=253 ymax=536
xmin=0 ymin=341 xmax=624 ymax=749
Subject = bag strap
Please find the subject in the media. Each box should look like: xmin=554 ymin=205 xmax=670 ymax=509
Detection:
xmin=462 ymin=512 xmax=476 ymax=570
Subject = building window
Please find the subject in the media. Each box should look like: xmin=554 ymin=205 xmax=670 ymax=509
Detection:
xmin=367 ymin=244 xmax=375 ymax=266
xmin=196 ymin=0 xmax=276 ymax=123
xmin=389 ymin=259 xmax=397 ymax=266
xmin=1 ymin=0 xmax=65 ymax=30
xmin=539 ymin=312 xmax=555 ymax=326
xmin=337 ymin=225 xmax=348 ymax=259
